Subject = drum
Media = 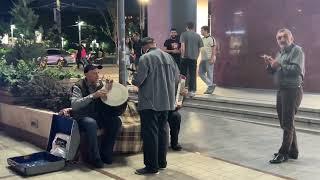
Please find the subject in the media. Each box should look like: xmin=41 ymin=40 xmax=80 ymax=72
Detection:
xmin=100 ymin=82 xmax=129 ymax=116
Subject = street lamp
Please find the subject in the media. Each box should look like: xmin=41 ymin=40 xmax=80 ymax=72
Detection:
xmin=138 ymin=0 xmax=149 ymax=37
xmin=10 ymin=24 xmax=16 ymax=44
xmin=76 ymin=21 xmax=85 ymax=45
xmin=61 ymin=37 xmax=64 ymax=49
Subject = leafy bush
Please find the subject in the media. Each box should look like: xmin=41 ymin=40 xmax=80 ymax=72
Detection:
xmin=0 ymin=47 xmax=11 ymax=58
xmin=5 ymin=41 xmax=46 ymax=65
xmin=16 ymin=75 xmax=71 ymax=112
xmin=0 ymin=58 xmax=36 ymax=88
xmin=40 ymin=67 xmax=82 ymax=80
xmin=67 ymin=49 xmax=77 ymax=54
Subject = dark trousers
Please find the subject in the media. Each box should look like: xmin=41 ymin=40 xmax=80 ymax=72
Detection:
xmin=78 ymin=116 xmax=122 ymax=161
xmin=168 ymin=110 xmax=181 ymax=146
xmin=276 ymin=87 xmax=303 ymax=155
xmin=181 ymin=58 xmax=197 ymax=92
xmin=174 ymin=57 xmax=181 ymax=71
xmin=139 ymin=109 xmax=169 ymax=170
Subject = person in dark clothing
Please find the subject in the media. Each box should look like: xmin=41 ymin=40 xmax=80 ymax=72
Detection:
xmin=168 ymin=110 xmax=182 ymax=151
xmin=180 ymin=22 xmax=204 ymax=97
xmin=76 ymin=45 xmax=82 ymax=69
xmin=132 ymin=32 xmax=142 ymax=67
xmin=164 ymin=28 xmax=181 ymax=70
xmin=262 ymin=28 xmax=305 ymax=164
xmin=70 ymin=64 xmax=122 ymax=168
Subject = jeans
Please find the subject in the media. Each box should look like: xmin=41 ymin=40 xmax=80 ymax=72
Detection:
xmin=139 ymin=109 xmax=169 ymax=170
xmin=276 ymin=87 xmax=303 ymax=155
xmin=198 ymin=60 xmax=214 ymax=87
xmin=181 ymin=58 xmax=197 ymax=92
xmin=78 ymin=116 xmax=122 ymax=162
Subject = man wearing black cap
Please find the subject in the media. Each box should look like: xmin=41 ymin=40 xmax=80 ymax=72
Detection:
xmin=132 ymin=37 xmax=180 ymax=175
xmin=70 ymin=64 xmax=122 ymax=168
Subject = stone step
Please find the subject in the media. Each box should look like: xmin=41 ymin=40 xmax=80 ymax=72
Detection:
xmin=185 ymin=96 xmax=320 ymax=119
xmin=183 ymin=107 xmax=320 ymax=134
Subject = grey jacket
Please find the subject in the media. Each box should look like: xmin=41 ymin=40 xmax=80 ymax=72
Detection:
xmin=268 ymin=44 xmax=305 ymax=88
xmin=132 ymin=48 xmax=180 ymax=111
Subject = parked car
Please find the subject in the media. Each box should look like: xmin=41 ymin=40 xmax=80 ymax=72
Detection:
xmin=45 ymin=48 xmax=76 ymax=66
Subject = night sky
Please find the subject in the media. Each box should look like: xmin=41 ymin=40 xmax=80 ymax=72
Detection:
xmin=0 ymin=0 xmax=139 ymax=22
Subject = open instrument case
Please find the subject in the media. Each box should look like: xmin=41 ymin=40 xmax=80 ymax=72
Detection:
xmin=7 ymin=115 xmax=80 ymax=176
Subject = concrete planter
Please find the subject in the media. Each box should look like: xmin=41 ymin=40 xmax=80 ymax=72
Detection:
xmin=0 ymin=103 xmax=54 ymax=149
xmin=0 ymin=87 xmax=26 ymax=104
xmin=0 ymin=102 xmax=142 ymax=154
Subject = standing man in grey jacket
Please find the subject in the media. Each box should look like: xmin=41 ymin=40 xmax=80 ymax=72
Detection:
xmin=262 ymin=28 xmax=305 ymax=164
xmin=132 ymin=37 xmax=180 ymax=175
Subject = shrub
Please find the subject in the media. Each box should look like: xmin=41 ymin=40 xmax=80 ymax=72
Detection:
xmin=16 ymin=75 xmax=71 ymax=112
xmin=40 ymin=67 xmax=82 ymax=80
xmin=0 ymin=58 xmax=36 ymax=88
xmin=5 ymin=41 xmax=46 ymax=65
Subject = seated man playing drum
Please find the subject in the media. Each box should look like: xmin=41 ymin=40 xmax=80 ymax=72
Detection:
xmin=70 ymin=64 xmax=122 ymax=168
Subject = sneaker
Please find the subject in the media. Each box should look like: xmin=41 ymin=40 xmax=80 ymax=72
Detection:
xmin=204 ymin=85 xmax=215 ymax=94
xmin=135 ymin=167 xmax=159 ymax=175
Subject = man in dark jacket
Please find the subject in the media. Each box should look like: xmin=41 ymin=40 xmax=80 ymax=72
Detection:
xmin=70 ymin=65 xmax=122 ymax=168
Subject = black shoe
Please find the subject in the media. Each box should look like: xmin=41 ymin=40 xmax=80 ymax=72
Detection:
xmin=159 ymin=166 xmax=166 ymax=170
xmin=274 ymin=153 xmax=298 ymax=159
xmin=171 ymin=144 xmax=182 ymax=151
xmin=135 ymin=167 xmax=159 ymax=175
xmin=89 ymin=159 xmax=104 ymax=168
xmin=270 ymin=153 xmax=288 ymax=164
xmin=159 ymin=163 xmax=167 ymax=170
xmin=101 ymin=156 xmax=113 ymax=164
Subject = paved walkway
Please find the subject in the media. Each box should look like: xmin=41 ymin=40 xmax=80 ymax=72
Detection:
xmin=179 ymin=109 xmax=320 ymax=180
xmin=0 ymin=131 xmax=287 ymax=180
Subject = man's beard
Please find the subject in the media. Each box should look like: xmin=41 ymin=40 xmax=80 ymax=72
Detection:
xmin=171 ymin=36 xmax=177 ymax=40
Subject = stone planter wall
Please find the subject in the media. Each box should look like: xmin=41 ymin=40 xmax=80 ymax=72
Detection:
xmin=0 ymin=103 xmax=55 ymax=149
xmin=0 ymin=102 xmax=142 ymax=153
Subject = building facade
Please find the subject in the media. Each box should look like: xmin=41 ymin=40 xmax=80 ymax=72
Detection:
xmin=148 ymin=0 xmax=320 ymax=92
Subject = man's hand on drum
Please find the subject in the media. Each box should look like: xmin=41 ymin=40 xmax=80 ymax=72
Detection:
xmin=180 ymin=88 xmax=188 ymax=97
xmin=105 ymin=79 xmax=113 ymax=91
xmin=93 ymin=89 xmax=109 ymax=99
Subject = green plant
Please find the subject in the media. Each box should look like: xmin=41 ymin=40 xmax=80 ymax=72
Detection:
xmin=10 ymin=0 xmax=39 ymax=40
xmin=67 ymin=49 xmax=77 ymax=54
xmin=0 ymin=58 xmax=36 ymax=88
xmin=40 ymin=67 xmax=82 ymax=80
xmin=16 ymin=75 xmax=71 ymax=112
xmin=0 ymin=47 xmax=11 ymax=58
xmin=5 ymin=41 xmax=46 ymax=65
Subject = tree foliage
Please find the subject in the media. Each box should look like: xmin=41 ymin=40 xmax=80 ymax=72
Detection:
xmin=10 ymin=0 xmax=39 ymax=40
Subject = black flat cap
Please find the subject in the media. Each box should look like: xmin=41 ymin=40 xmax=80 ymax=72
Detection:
xmin=84 ymin=64 xmax=103 ymax=73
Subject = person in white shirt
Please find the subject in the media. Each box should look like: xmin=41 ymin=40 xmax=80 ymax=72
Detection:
xmin=199 ymin=26 xmax=217 ymax=94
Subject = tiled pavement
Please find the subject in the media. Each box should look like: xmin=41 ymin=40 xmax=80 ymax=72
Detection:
xmin=0 ymin=131 xmax=287 ymax=180
xmin=179 ymin=109 xmax=320 ymax=180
